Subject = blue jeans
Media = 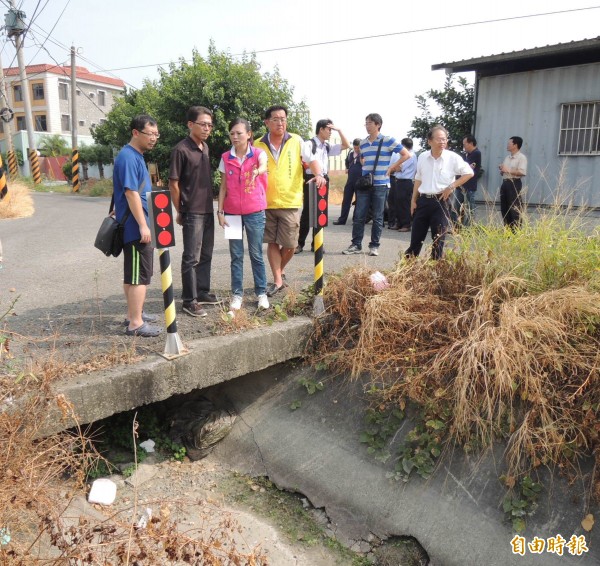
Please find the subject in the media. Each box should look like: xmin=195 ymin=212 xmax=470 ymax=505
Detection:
xmin=181 ymin=212 xmax=214 ymax=304
xmin=351 ymin=185 xmax=387 ymax=249
xmin=228 ymin=210 xmax=267 ymax=296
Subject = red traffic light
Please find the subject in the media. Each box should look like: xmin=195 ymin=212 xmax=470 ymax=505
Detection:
xmin=149 ymin=190 xmax=176 ymax=248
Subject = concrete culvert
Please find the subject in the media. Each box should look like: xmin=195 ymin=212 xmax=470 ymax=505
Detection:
xmin=372 ymin=535 xmax=430 ymax=566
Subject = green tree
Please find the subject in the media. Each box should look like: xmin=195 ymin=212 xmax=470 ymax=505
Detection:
xmin=408 ymin=74 xmax=474 ymax=152
xmin=79 ymin=143 xmax=113 ymax=180
xmin=93 ymin=42 xmax=310 ymax=186
xmin=38 ymin=134 xmax=70 ymax=157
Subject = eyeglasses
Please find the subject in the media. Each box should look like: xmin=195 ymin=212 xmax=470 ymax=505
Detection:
xmin=139 ymin=131 xmax=160 ymax=139
xmin=193 ymin=121 xmax=214 ymax=129
xmin=432 ymin=138 xmax=448 ymax=143
xmin=269 ymin=117 xmax=287 ymax=124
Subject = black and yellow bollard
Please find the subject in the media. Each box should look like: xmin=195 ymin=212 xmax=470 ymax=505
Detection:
xmin=28 ymin=149 xmax=42 ymax=185
xmin=148 ymin=189 xmax=187 ymax=358
xmin=72 ymin=148 xmax=80 ymax=192
xmin=0 ymin=154 xmax=8 ymax=201
xmin=308 ymin=179 xmax=328 ymax=316
xmin=7 ymin=150 xmax=18 ymax=179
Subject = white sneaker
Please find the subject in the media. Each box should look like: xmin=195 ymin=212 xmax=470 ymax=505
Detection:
xmin=257 ymin=294 xmax=270 ymax=309
xmin=230 ymin=295 xmax=243 ymax=310
xmin=369 ymin=247 xmax=379 ymax=256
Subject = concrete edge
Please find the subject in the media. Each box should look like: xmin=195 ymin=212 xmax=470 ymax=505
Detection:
xmin=39 ymin=316 xmax=314 ymax=436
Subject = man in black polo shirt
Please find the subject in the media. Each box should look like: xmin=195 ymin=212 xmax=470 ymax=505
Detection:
xmin=169 ymin=106 xmax=219 ymax=317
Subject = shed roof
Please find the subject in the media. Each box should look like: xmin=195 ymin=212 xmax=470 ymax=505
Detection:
xmin=432 ymin=37 xmax=600 ymax=77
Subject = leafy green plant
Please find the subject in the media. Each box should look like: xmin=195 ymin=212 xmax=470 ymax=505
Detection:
xmin=501 ymin=475 xmax=543 ymax=532
xmin=290 ymin=400 xmax=302 ymax=411
xmin=360 ymin=407 xmax=405 ymax=463
xmin=299 ymin=377 xmax=324 ymax=395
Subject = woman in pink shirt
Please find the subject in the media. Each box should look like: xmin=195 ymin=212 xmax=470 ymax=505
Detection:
xmin=217 ymin=118 xmax=269 ymax=311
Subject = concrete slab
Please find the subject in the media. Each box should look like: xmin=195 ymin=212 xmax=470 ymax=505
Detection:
xmin=209 ymin=364 xmax=599 ymax=566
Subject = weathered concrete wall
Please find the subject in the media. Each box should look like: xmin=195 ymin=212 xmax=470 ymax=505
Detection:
xmin=41 ymin=317 xmax=312 ymax=436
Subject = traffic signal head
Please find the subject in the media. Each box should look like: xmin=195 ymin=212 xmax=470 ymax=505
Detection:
xmin=148 ymin=189 xmax=175 ymax=248
xmin=308 ymin=179 xmax=328 ymax=228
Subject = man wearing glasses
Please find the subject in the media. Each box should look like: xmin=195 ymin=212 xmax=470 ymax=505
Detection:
xmin=113 ymin=114 xmax=161 ymax=337
xmin=254 ymin=105 xmax=304 ymax=297
xmin=169 ymin=106 xmax=220 ymax=318
xmin=404 ymin=125 xmax=473 ymax=260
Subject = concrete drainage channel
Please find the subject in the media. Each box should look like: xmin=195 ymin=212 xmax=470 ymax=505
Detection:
xmin=50 ymin=319 xmax=598 ymax=565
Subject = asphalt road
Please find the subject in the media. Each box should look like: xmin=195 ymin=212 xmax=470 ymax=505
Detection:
xmin=0 ymin=192 xmax=414 ymax=318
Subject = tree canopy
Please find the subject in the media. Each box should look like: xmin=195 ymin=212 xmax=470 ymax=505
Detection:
xmin=93 ymin=43 xmax=311 ymax=183
xmin=408 ymin=74 xmax=474 ymax=152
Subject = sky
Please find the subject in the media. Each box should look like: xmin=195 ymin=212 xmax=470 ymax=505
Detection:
xmin=2 ymin=0 xmax=599 ymax=146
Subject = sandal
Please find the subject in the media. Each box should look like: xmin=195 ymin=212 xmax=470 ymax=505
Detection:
xmin=125 ymin=322 xmax=161 ymax=337
xmin=122 ymin=311 xmax=159 ymax=326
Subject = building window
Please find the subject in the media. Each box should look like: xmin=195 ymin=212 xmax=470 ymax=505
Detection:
xmin=98 ymin=90 xmax=106 ymax=106
xmin=32 ymin=83 xmax=44 ymax=101
xmin=61 ymin=114 xmax=71 ymax=132
xmin=76 ymin=89 xmax=81 ymax=96
xmin=559 ymin=102 xmax=600 ymax=156
xmin=16 ymin=116 xmax=25 ymax=130
xmin=13 ymin=85 xmax=23 ymax=102
xmin=58 ymin=82 xmax=68 ymax=100
xmin=34 ymin=115 xmax=47 ymax=132
xmin=79 ymin=120 xmax=85 ymax=126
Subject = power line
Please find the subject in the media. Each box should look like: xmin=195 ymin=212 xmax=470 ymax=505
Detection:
xmin=96 ymin=5 xmax=600 ymax=74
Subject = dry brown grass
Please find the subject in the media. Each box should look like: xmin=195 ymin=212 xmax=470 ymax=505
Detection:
xmin=309 ymin=255 xmax=600 ymax=489
xmin=0 ymin=180 xmax=34 ymax=219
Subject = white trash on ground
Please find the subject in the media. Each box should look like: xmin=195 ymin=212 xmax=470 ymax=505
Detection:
xmin=139 ymin=439 xmax=155 ymax=453
xmin=88 ymin=478 xmax=117 ymax=505
xmin=370 ymin=271 xmax=389 ymax=291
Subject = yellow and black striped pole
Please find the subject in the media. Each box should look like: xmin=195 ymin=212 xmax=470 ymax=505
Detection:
xmin=71 ymin=148 xmax=80 ymax=192
xmin=0 ymin=154 xmax=8 ymax=201
xmin=6 ymin=150 xmax=18 ymax=179
xmin=158 ymin=248 xmax=187 ymax=358
xmin=308 ymin=178 xmax=328 ymax=316
xmin=28 ymin=149 xmax=42 ymax=185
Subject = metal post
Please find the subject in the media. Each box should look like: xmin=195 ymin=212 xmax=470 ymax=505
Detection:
xmin=70 ymin=46 xmax=79 ymax=192
xmin=0 ymin=51 xmax=18 ymax=179
xmin=10 ymin=0 xmax=40 ymax=184
xmin=158 ymin=248 xmax=187 ymax=358
xmin=0 ymin=154 xmax=7 ymax=200
xmin=308 ymin=179 xmax=326 ymax=316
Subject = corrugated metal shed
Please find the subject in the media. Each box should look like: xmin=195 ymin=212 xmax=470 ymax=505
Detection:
xmin=433 ymin=38 xmax=600 ymax=207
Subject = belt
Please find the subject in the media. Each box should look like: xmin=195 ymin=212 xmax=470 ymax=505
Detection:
xmin=419 ymin=192 xmax=444 ymax=199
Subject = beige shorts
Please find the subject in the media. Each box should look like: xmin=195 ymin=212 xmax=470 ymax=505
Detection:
xmin=263 ymin=208 xmax=300 ymax=249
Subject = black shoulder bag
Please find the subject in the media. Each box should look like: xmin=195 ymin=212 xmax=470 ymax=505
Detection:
xmin=354 ymin=137 xmax=384 ymax=190
xmin=94 ymin=194 xmax=130 ymax=257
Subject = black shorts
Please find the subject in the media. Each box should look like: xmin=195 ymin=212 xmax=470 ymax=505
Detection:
xmin=123 ymin=241 xmax=153 ymax=285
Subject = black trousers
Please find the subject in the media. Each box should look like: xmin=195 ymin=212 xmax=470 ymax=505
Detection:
xmin=500 ymin=178 xmax=522 ymax=230
xmin=298 ymin=175 xmax=329 ymax=248
xmin=395 ymin=178 xmax=413 ymax=229
xmin=404 ymin=194 xmax=450 ymax=260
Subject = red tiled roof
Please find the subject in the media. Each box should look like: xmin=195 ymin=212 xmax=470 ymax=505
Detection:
xmin=2 ymin=63 xmax=125 ymax=88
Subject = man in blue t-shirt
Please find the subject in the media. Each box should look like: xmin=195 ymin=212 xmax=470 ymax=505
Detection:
xmin=113 ymin=114 xmax=161 ymax=337
xmin=342 ymin=113 xmax=410 ymax=256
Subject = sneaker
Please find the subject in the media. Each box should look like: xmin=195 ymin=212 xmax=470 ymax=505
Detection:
xmin=342 ymin=244 xmax=361 ymax=255
xmin=369 ymin=247 xmax=379 ymax=256
xmin=294 ymin=245 xmax=303 ymax=254
xmin=257 ymin=294 xmax=270 ymax=309
xmin=197 ymin=291 xmax=221 ymax=305
xmin=230 ymin=295 xmax=243 ymax=311
xmin=182 ymin=302 xmax=208 ymax=317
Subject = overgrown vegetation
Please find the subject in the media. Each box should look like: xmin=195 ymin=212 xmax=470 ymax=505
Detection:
xmin=309 ymin=205 xmax=600 ymax=530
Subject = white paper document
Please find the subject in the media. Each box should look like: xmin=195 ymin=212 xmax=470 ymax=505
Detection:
xmin=224 ymin=215 xmax=243 ymax=240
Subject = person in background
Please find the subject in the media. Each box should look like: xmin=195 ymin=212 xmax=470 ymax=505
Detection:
xmin=499 ymin=136 xmax=527 ymax=230
xmin=388 ymin=137 xmax=417 ymax=232
xmin=455 ymin=135 xmax=481 ymax=227
xmin=296 ymin=119 xmax=349 ymax=252
xmin=217 ymin=118 xmax=269 ymax=311
xmin=333 ymin=138 xmax=362 ymax=225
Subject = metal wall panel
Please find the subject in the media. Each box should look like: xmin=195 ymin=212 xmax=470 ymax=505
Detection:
xmin=475 ymin=62 xmax=600 ymax=207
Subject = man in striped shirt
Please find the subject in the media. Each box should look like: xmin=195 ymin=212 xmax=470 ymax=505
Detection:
xmin=342 ymin=113 xmax=410 ymax=256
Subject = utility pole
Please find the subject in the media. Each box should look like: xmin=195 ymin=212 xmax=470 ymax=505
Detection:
xmin=0 ymin=50 xmax=19 ymax=178
xmin=6 ymin=0 xmax=40 ymax=184
xmin=70 ymin=46 xmax=79 ymax=192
